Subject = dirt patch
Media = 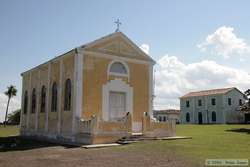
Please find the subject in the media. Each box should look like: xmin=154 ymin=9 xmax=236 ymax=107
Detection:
xmin=0 ymin=144 xmax=195 ymax=167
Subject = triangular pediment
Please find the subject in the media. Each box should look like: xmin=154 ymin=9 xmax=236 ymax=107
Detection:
xmin=83 ymin=32 xmax=155 ymax=62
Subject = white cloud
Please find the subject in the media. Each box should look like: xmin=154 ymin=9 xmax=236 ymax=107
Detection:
xmin=140 ymin=44 xmax=150 ymax=54
xmin=154 ymin=55 xmax=250 ymax=109
xmin=198 ymin=26 xmax=250 ymax=58
xmin=0 ymin=93 xmax=21 ymax=122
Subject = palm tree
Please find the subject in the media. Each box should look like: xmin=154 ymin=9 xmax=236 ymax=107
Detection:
xmin=4 ymin=85 xmax=17 ymax=127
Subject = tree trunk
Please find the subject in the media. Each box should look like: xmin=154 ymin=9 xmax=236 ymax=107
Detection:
xmin=4 ymin=97 xmax=10 ymax=127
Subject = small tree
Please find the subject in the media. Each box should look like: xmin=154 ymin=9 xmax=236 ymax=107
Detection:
xmin=244 ymin=89 xmax=250 ymax=107
xmin=7 ymin=109 xmax=21 ymax=125
xmin=4 ymin=85 xmax=17 ymax=127
xmin=240 ymin=89 xmax=250 ymax=114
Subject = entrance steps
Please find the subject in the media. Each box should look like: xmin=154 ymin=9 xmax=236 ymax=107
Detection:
xmin=117 ymin=133 xmax=192 ymax=144
xmin=117 ymin=133 xmax=157 ymax=144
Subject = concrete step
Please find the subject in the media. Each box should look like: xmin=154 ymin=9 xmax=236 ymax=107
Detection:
xmin=117 ymin=134 xmax=157 ymax=144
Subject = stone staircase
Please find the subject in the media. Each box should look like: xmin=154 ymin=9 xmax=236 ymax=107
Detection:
xmin=117 ymin=133 xmax=157 ymax=144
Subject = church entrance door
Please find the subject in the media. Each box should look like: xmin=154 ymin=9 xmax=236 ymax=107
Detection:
xmin=109 ymin=91 xmax=126 ymax=120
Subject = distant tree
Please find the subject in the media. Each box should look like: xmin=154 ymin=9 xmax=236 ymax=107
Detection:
xmin=244 ymin=89 xmax=250 ymax=106
xmin=245 ymin=89 xmax=250 ymax=96
xmin=7 ymin=109 xmax=20 ymax=125
xmin=4 ymin=85 xmax=17 ymax=127
xmin=240 ymin=89 xmax=250 ymax=114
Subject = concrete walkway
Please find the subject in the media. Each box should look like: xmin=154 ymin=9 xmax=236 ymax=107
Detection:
xmin=81 ymin=136 xmax=192 ymax=149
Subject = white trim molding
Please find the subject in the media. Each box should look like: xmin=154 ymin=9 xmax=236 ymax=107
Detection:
xmin=76 ymin=48 xmax=84 ymax=119
xmin=148 ymin=64 xmax=153 ymax=118
xmin=72 ymin=48 xmax=84 ymax=135
xmin=102 ymin=79 xmax=133 ymax=121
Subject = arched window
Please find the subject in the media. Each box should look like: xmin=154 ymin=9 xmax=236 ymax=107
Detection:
xmin=64 ymin=79 xmax=72 ymax=111
xmin=239 ymin=99 xmax=242 ymax=106
xmin=23 ymin=91 xmax=28 ymax=114
xmin=159 ymin=116 xmax=162 ymax=122
xmin=163 ymin=116 xmax=166 ymax=122
xmin=31 ymin=88 xmax=36 ymax=113
xmin=186 ymin=112 xmax=190 ymax=122
xmin=212 ymin=111 xmax=216 ymax=122
xmin=51 ymin=82 xmax=57 ymax=112
xmin=109 ymin=62 xmax=128 ymax=75
xmin=40 ymin=86 xmax=46 ymax=113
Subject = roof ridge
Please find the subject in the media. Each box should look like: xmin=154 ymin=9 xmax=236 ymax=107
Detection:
xmin=180 ymin=87 xmax=237 ymax=98
xmin=188 ymin=87 xmax=235 ymax=93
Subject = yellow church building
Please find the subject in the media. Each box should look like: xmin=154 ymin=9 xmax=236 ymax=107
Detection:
xmin=20 ymin=31 xmax=176 ymax=144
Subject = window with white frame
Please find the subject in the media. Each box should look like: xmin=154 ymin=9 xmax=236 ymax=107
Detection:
xmin=109 ymin=61 xmax=128 ymax=76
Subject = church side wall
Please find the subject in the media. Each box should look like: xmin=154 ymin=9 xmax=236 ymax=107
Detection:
xmin=37 ymin=65 xmax=49 ymax=132
xmin=48 ymin=61 xmax=60 ymax=134
xmin=20 ymin=50 xmax=76 ymax=140
xmin=20 ymin=74 xmax=30 ymax=131
xmin=29 ymin=69 xmax=40 ymax=131
xmin=61 ymin=54 xmax=75 ymax=136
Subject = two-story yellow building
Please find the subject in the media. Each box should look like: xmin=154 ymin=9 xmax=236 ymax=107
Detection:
xmin=20 ymin=32 xmax=175 ymax=144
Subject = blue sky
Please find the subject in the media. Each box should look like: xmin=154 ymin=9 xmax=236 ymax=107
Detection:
xmin=1 ymin=0 xmax=250 ymax=120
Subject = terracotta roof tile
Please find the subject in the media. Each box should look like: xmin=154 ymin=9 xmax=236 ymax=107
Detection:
xmin=180 ymin=87 xmax=236 ymax=98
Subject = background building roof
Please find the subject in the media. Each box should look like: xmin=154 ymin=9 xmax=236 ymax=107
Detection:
xmin=153 ymin=109 xmax=180 ymax=115
xmin=180 ymin=87 xmax=239 ymax=98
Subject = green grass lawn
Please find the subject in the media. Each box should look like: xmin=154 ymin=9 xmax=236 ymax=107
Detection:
xmin=0 ymin=124 xmax=249 ymax=165
xmin=114 ymin=124 xmax=250 ymax=165
xmin=0 ymin=125 xmax=19 ymax=137
xmin=174 ymin=124 xmax=250 ymax=160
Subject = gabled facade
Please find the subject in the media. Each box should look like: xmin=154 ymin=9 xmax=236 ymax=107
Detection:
xmin=180 ymin=87 xmax=246 ymax=124
xmin=20 ymin=32 xmax=176 ymax=144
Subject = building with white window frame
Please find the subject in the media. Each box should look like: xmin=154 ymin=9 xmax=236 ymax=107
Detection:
xmin=180 ymin=87 xmax=246 ymax=124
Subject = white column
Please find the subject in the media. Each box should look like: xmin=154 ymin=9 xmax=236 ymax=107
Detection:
xmin=35 ymin=70 xmax=41 ymax=132
xmin=72 ymin=48 xmax=83 ymax=135
xmin=57 ymin=60 xmax=63 ymax=134
xmin=45 ymin=63 xmax=51 ymax=132
xmin=148 ymin=63 xmax=153 ymax=118
xmin=26 ymin=73 xmax=32 ymax=130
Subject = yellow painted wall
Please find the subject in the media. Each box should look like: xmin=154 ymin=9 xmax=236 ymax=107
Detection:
xmin=82 ymin=53 xmax=149 ymax=123
xmin=129 ymin=62 xmax=149 ymax=122
xmin=60 ymin=54 xmax=74 ymax=136
xmin=48 ymin=61 xmax=60 ymax=133
xmin=82 ymin=54 xmax=108 ymax=119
